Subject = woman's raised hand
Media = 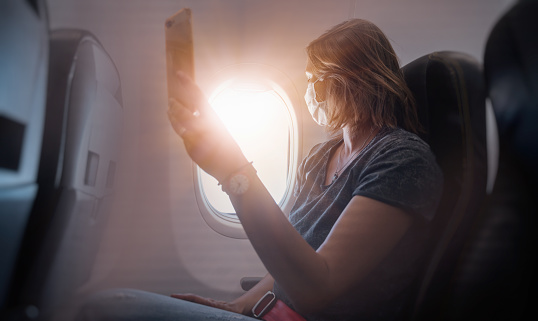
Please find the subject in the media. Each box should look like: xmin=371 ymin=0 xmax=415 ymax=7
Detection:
xmin=167 ymin=71 xmax=248 ymax=182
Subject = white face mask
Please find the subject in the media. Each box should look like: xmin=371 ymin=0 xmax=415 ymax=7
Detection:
xmin=304 ymin=77 xmax=328 ymax=126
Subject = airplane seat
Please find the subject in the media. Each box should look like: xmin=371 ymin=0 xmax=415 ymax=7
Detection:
xmin=400 ymin=51 xmax=488 ymax=320
xmin=8 ymin=29 xmax=124 ymax=321
xmin=0 ymin=0 xmax=50 ymax=316
xmin=438 ymin=1 xmax=538 ymax=320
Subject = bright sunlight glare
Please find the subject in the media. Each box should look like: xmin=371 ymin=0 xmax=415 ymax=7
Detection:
xmin=199 ymin=83 xmax=291 ymax=215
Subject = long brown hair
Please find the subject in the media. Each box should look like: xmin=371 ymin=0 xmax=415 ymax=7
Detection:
xmin=306 ymin=19 xmax=421 ymax=135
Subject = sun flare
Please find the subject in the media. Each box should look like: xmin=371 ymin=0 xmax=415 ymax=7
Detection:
xmin=199 ymin=82 xmax=292 ymax=214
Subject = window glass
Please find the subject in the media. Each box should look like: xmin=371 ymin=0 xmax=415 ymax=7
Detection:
xmin=199 ymin=81 xmax=293 ymax=218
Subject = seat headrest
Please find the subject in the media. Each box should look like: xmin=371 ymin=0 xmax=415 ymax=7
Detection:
xmin=484 ymin=0 xmax=538 ymax=179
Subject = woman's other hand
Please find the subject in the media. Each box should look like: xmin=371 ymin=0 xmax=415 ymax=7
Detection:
xmin=170 ymin=293 xmax=246 ymax=315
xmin=167 ymin=71 xmax=248 ymax=182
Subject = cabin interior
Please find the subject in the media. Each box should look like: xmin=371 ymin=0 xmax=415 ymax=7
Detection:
xmin=1 ymin=0 xmax=537 ymax=320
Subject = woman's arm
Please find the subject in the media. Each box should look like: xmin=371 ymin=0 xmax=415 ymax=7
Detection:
xmin=167 ymin=72 xmax=413 ymax=314
xmin=229 ymin=178 xmax=412 ymax=314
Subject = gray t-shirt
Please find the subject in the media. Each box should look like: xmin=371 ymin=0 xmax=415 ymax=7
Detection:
xmin=273 ymin=127 xmax=443 ymax=321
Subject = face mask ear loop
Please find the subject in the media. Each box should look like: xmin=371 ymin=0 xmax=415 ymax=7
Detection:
xmin=312 ymin=77 xmax=324 ymax=101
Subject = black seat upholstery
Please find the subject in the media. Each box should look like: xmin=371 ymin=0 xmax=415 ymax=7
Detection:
xmin=485 ymin=0 xmax=538 ymax=178
xmin=401 ymin=51 xmax=488 ymax=320
xmin=7 ymin=29 xmax=124 ymax=321
xmin=0 ymin=0 xmax=49 ymax=316
xmin=440 ymin=1 xmax=538 ymax=320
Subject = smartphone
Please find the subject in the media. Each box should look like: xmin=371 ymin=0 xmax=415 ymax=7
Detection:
xmin=165 ymin=8 xmax=195 ymax=101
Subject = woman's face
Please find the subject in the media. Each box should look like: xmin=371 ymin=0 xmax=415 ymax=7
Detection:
xmin=305 ymin=59 xmax=327 ymax=102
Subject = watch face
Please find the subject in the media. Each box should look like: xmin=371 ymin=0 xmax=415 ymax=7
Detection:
xmin=229 ymin=173 xmax=250 ymax=195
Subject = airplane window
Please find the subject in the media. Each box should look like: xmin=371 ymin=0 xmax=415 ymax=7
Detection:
xmin=196 ymin=78 xmax=297 ymax=226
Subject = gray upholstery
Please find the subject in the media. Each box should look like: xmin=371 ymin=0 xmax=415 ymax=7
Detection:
xmin=0 ymin=0 xmax=49 ymax=314
xmin=6 ymin=29 xmax=123 ymax=321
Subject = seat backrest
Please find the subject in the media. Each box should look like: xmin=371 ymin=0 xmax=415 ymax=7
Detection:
xmin=0 ymin=0 xmax=49 ymax=313
xmin=8 ymin=29 xmax=124 ymax=321
xmin=401 ymin=51 xmax=488 ymax=320
xmin=440 ymin=1 xmax=538 ymax=320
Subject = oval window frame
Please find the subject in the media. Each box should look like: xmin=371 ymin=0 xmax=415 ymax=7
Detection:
xmin=193 ymin=63 xmax=302 ymax=239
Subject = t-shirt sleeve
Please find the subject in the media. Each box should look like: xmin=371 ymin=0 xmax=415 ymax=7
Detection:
xmin=294 ymin=157 xmax=307 ymax=197
xmin=352 ymin=137 xmax=443 ymax=221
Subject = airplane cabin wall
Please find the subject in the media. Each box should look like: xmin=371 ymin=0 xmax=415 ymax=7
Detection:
xmin=45 ymin=0 xmax=515 ymax=310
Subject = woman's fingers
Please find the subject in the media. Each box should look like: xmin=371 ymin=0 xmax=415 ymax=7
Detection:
xmin=170 ymin=293 xmax=217 ymax=308
xmin=167 ymin=98 xmax=202 ymax=138
xmin=166 ymin=78 xmax=249 ymax=182
xmin=174 ymin=71 xmax=210 ymax=115
xmin=170 ymin=293 xmax=207 ymax=304
xmin=168 ymin=98 xmax=223 ymax=166
xmin=170 ymin=293 xmax=237 ymax=313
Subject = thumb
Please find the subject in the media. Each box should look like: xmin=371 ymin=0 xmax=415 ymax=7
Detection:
xmin=170 ymin=293 xmax=192 ymax=300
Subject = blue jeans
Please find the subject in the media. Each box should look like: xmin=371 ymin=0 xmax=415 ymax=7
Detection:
xmin=75 ymin=288 xmax=258 ymax=321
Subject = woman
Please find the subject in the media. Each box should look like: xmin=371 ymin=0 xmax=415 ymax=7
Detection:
xmin=78 ymin=19 xmax=442 ymax=321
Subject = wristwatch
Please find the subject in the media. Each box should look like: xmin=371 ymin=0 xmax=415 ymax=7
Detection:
xmin=227 ymin=172 xmax=250 ymax=195
xmin=220 ymin=162 xmax=257 ymax=196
